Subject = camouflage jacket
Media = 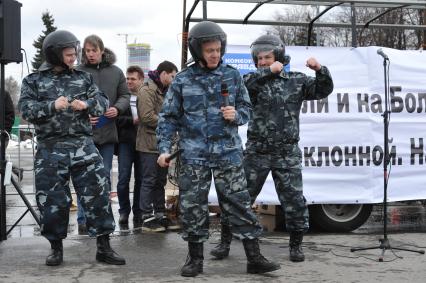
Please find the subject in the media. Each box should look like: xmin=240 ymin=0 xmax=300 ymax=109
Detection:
xmin=18 ymin=68 xmax=109 ymax=144
xmin=157 ymin=63 xmax=252 ymax=167
xmin=243 ymin=66 xmax=333 ymax=152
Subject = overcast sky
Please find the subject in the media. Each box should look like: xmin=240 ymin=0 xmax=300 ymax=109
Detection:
xmin=6 ymin=0 xmax=283 ymax=82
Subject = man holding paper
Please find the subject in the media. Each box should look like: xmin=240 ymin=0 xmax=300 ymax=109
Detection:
xmin=115 ymin=66 xmax=145 ymax=226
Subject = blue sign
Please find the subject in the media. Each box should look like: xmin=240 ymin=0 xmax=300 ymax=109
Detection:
xmin=223 ymin=53 xmax=255 ymax=75
xmin=223 ymin=52 xmax=290 ymax=75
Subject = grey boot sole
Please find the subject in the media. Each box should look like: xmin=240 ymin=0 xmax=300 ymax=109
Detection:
xmin=45 ymin=259 xmax=63 ymax=266
xmin=45 ymin=250 xmax=63 ymax=266
xmin=210 ymin=248 xmax=230 ymax=259
xmin=96 ymin=253 xmax=126 ymax=265
xmin=290 ymin=255 xmax=305 ymax=262
xmin=181 ymin=265 xmax=203 ymax=277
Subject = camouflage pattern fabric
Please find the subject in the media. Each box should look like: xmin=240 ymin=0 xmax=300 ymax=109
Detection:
xmin=35 ymin=141 xmax=115 ymax=239
xmin=236 ymin=66 xmax=334 ymax=232
xmin=243 ymin=66 xmax=333 ymax=150
xmin=157 ymin=63 xmax=252 ymax=167
xmin=157 ymin=63 xmax=262 ymax=242
xmin=19 ymin=69 xmax=109 ymax=143
xmin=19 ymin=68 xmax=113 ymax=240
xmin=178 ymin=163 xmax=262 ymax=242
xmin=244 ymin=148 xmax=309 ymax=232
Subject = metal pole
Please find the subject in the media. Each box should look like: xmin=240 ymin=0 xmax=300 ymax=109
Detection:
xmin=181 ymin=0 xmax=188 ymax=68
xmin=316 ymin=6 xmax=321 ymax=46
xmin=382 ymin=58 xmax=389 ymax=245
xmin=117 ymin=33 xmax=129 ymax=68
xmin=307 ymin=3 xmax=344 ymax=46
xmin=202 ymin=0 xmax=207 ymax=20
xmin=423 ymin=9 xmax=426 ymax=49
xmin=351 ymin=2 xmax=358 ymax=47
xmin=125 ymin=34 xmax=128 ymax=68
xmin=181 ymin=0 xmax=201 ymax=68
xmin=1 ymin=62 xmax=7 ymax=241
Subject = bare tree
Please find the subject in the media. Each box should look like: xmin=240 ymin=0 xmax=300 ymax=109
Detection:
xmin=269 ymin=7 xmax=320 ymax=46
xmin=412 ymin=9 xmax=424 ymax=48
xmin=269 ymin=6 xmax=423 ymax=49
xmin=336 ymin=7 xmax=422 ymax=48
xmin=348 ymin=7 xmax=420 ymax=49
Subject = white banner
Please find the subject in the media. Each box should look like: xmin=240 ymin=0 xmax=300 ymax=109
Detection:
xmin=208 ymin=46 xmax=426 ymax=205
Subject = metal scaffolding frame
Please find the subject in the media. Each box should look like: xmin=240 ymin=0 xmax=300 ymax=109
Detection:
xmin=206 ymin=0 xmax=425 ymax=9
xmin=181 ymin=0 xmax=426 ymax=67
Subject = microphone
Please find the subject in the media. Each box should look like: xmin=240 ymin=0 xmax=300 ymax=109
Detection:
xmin=221 ymin=83 xmax=229 ymax=107
xmin=377 ymin=48 xmax=389 ymax=60
xmin=165 ymin=149 xmax=184 ymax=163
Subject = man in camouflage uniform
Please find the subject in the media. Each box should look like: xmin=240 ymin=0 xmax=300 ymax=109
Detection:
xmin=211 ymin=34 xmax=334 ymax=262
xmin=18 ymin=30 xmax=125 ymax=266
xmin=157 ymin=21 xmax=280 ymax=277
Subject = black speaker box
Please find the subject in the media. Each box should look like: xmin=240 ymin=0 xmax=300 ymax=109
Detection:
xmin=0 ymin=0 xmax=22 ymax=63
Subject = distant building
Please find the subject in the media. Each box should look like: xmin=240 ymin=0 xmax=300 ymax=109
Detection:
xmin=127 ymin=43 xmax=151 ymax=73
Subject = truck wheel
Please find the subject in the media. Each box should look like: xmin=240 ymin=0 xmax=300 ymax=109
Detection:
xmin=309 ymin=204 xmax=373 ymax=232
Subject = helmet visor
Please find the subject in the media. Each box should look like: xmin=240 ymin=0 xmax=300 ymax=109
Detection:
xmin=57 ymin=41 xmax=82 ymax=66
xmin=251 ymin=43 xmax=278 ymax=58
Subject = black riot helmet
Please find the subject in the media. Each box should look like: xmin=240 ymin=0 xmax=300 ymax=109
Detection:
xmin=42 ymin=30 xmax=80 ymax=67
xmin=188 ymin=21 xmax=227 ymax=66
xmin=250 ymin=34 xmax=286 ymax=67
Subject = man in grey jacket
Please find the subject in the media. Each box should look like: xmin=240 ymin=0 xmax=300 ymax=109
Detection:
xmin=76 ymin=34 xmax=130 ymax=232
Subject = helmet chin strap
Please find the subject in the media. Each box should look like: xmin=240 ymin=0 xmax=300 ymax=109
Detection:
xmin=61 ymin=62 xmax=71 ymax=70
xmin=53 ymin=63 xmax=73 ymax=74
xmin=198 ymin=58 xmax=222 ymax=71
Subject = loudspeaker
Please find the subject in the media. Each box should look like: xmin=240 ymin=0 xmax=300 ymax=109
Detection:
xmin=0 ymin=0 xmax=22 ymax=63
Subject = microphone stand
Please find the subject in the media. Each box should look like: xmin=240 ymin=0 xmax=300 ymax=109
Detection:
xmin=350 ymin=54 xmax=424 ymax=261
xmin=1 ymin=62 xmax=7 ymax=240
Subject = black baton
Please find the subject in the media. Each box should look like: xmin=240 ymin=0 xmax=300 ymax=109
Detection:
xmin=165 ymin=149 xmax=184 ymax=163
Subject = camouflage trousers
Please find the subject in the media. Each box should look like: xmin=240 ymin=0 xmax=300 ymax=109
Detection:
xmin=34 ymin=140 xmax=115 ymax=240
xmin=178 ymin=163 xmax=262 ymax=243
xmin=243 ymin=149 xmax=309 ymax=232
xmin=220 ymin=147 xmax=309 ymax=232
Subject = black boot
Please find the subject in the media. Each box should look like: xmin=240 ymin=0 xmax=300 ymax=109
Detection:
xmin=96 ymin=234 xmax=126 ymax=265
xmin=181 ymin=242 xmax=204 ymax=277
xmin=289 ymin=231 xmax=305 ymax=262
xmin=243 ymin=238 xmax=281 ymax=274
xmin=46 ymin=240 xmax=63 ymax=266
xmin=119 ymin=214 xmax=129 ymax=225
xmin=210 ymin=224 xmax=232 ymax=259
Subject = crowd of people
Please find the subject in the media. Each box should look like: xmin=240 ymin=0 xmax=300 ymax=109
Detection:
xmin=11 ymin=19 xmax=334 ymax=277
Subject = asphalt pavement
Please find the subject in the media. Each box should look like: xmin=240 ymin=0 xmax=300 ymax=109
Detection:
xmin=1 ymin=229 xmax=426 ymax=282
xmin=1 ymin=146 xmax=426 ymax=282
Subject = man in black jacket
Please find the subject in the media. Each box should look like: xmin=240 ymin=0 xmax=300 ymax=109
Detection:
xmin=1 ymin=90 xmax=15 ymax=147
xmin=2 ymin=91 xmax=25 ymax=181
xmin=116 ymin=66 xmax=144 ymax=226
